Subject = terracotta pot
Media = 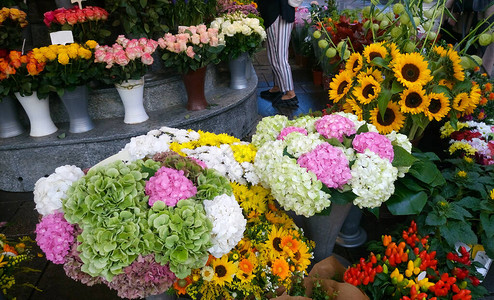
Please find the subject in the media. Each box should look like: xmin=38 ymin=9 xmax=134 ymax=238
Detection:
xmin=182 ymin=67 xmax=208 ymax=111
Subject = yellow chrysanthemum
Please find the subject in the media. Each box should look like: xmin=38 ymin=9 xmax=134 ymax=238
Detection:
xmin=230 ymin=143 xmax=256 ymax=163
xmin=490 ymin=189 xmax=494 ymax=200
xmin=352 ymin=75 xmax=381 ymax=104
xmin=446 ymin=48 xmax=465 ymax=81
xmin=369 ymin=101 xmax=406 ymax=134
xmin=363 ymin=42 xmax=388 ymax=63
xmin=329 ymin=70 xmax=353 ymax=103
xmin=345 ymin=52 xmax=363 ymax=75
xmin=424 ymin=92 xmax=450 ymax=121
xmin=357 ymin=67 xmax=384 ymax=83
xmin=399 ymin=85 xmax=430 ymax=114
xmin=271 ymin=258 xmax=290 ymax=280
xmin=211 ymin=255 xmax=237 ymax=286
xmin=265 ymin=210 xmax=290 ymax=225
xmin=440 ymin=121 xmax=468 ymax=138
xmin=449 ymin=141 xmax=477 ymax=156
xmin=464 ymin=157 xmax=473 ymax=163
xmin=452 ymin=92 xmax=471 ymax=112
xmin=457 ymin=170 xmax=467 ymax=177
xmin=392 ymin=52 xmax=433 ymax=88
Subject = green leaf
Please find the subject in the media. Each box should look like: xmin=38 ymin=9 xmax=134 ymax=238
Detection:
xmin=326 ymin=137 xmax=344 ymax=147
xmin=386 ymin=182 xmax=428 ymax=215
xmin=456 ymin=196 xmax=481 ymax=210
xmin=371 ymin=57 xmax=389 ymax=69
xmin=377 ymin=89 xmax=392 ymax=120
xmin=391 ymin=80 xmax=404 ymax=94
xmin=395 ymin=176 xmax=425 ymax=193
xmin=441 ymin=221 xmax=477 ymax=247
xmin=448 ymin=203 xmax=472 ymax=221
xmin=368 ymin=207 xmax=380 ymax=218
xmin=480 ymin=212 xmax=494 ymax=238
xmin=431 ymin=85 xmax=451 ymax=97
xmin=140 ymin=0 xmax=147 ymax=7
xmin=356 ymin=124 xmax=369 ymax=134
xmin=325 ymin=189 xmax=356 ymax=205
xmin=408 ymin=159 xmax=445 ymax=187
xmin=392 ymin=145 xmax=417 ymax=168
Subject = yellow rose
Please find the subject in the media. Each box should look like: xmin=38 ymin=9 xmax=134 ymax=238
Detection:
xmin=77 ymin=48 xmax=92 ymax=60
xmin=58 ymin=52 xmax=70 ymax=65
xmin=85 ymin=40 xmax=98 ymax=49
xmin=45 ymin=49 xmax=57 ymax=61
xmin=67 ymin=45 xmax=79 ymax=59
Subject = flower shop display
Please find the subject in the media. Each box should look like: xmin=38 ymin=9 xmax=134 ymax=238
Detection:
xmin=0 ymin=7 xmax=28 ymax=50
xmin=344 ymin=221 xmax=488 ymax=299
xmin=94 ymin=35 xmax=159 ymax=124
xmin=43 ymin=6 xmax=110 ymax=44
xmin=210 ymin=12 xmax=266 ymax=89
xmin=158 ymin=25 xmax=225 ymax=110
xmin=216 ymin=0 xmax=259 ymax=17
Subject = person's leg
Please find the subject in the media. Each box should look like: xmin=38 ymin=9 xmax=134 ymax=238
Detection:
xmin=265 ymin=19 xmax=281 ymax=93
xmin=272 ymin=17 xmax=296 ymax=100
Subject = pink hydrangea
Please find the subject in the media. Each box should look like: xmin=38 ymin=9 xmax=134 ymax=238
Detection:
xmin=189 ymin=157 xmax=208 ymax=169
xmin=315 ymin=115 xmax=356 ymax=141
xmin=297 ymin=143 xmax=352 ymax=189
xmin=352 ymin=132 xmax=394 ymax=162
xmin=277 ymin=126 xmax=308 ymax=140
xmin=35 ymin=212 xmax=75 ymax=264
xmin=145 ymin=167 xmax=197 ymax=207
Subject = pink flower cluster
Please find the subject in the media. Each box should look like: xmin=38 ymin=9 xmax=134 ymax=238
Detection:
xmin=94 ymin=35 xmax=158 ymax=68
xmin=43 ymin=6 xmax=108 ymax=27
xmin=217 ymin=0 xmax=259 ymax=16
xmin=145 ymin=167 xmax=197 ymax=207
xmin=297 ymin=143 xmax=352 ymax=189
xmin=277 ymin=126 xmax=308 ymax=140
xmin=353 ymin=132 xmax=394 ymax=162
xmin=158 ymin=24 xmax=220 ymax=58
xmin=315 ymin=115 xmax=356 ymax=142
xmin=294 ymin=7 xmax=311 ymax=25
xmin=35 ymin=212 xmax=75 ymax=264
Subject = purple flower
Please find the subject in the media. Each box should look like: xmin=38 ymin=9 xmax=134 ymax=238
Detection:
xmin=353 ymin=132 xmax=394 ymax=162
xmin=315 ymin=115 xmax=356 ymax=142
xmin=145 ymin=167 xmax=197 ymax=207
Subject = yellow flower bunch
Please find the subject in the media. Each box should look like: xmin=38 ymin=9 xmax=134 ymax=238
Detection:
xmin=448 ymin=142 xmax=477 ymax=156
xmin=170 ymin=130 xmax=241 ymax=156
xmin=32 ymin=41 xmax=96 ymax=65
xmin=0 ymin=7 xmax=28 ymax=27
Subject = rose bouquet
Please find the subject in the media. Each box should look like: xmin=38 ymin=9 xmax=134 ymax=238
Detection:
xmin=251 ymin=113 xmax=414 ymax=217
xmin=210 ymin=11 xmax=266 ymax=61
xmin=43 ymin=6 xmax=110 ymax=44
xmin=0 ymin=50 xmax=45 ymax=97
xmin=94 ymin=35 xmax=158 ymax=85
xmin=158 ymin=24 xmax=225 ymax=74
xmin=32 ymin=40 xmax=99 ymax=97
xmin=0 ymin=7 xmax=28 ymax=50
xmin=216 ymin=0 xmax=259 ymax=16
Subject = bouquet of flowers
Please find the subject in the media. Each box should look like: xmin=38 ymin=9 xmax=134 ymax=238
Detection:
xmin=0 ymin=7 xmax=28 ymax=50
xmin=216 ymin=0 xmax=259 ymax=16
xmin=464 ymin=71 xmax=494 ymax=123
xmin=210 ymin=11 xmax=266 ymax=60
xmin=0 ymin=50 xmax=45 ymax=97
xmin=43 ymin=6 xmax=110 ymax=44
xmin=251 ymin=113 xmax=414 ymax=217
xmin=94 ymin=35 xmax=158 ymax=85
xmin=158 ymin=24 xmax=225 ymax=74
xmin=344 ymin=221 xmax=487 ymax=299
xmin=31 ymin=40 xmax=99 ymax=97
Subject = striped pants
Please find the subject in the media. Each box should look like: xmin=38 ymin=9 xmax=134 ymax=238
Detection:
xmin=266 ymin=16 xmax=294 ymax=92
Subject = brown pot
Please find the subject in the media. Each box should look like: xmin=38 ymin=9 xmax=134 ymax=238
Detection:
xmin=182 ymin=66 xmax=208 ymax=111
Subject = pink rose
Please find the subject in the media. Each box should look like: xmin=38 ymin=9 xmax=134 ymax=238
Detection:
xmin=209 ymin=36 xmax=219 ymax=47
xmin=125 ymin=47 xmax=140 ymax=60
xmin=186 ymin=46 xmax=195 ymax=58
xmin=114 ymin=50 xmax=130 ymax=66
xmin=112 ymin=44 xmax=124 ymax=51
xmin=200 ymin=32 xmax=209 ymax=44
xmin=94 ymin=49 xmax=106 ymax=62
xmin=127 ymin=39 xmax=139 ymax=49
xmin=116 ymin=35 xmax=128 ymax=46
xmin=191 ymin=34 xmax=200 ymax=45
xmin=157 ymin=38 xmax=166 ymax=49
xmin=75 ymin=9 xmax=86 ymax=22
xmin=55 ymin=12 xmax=67 ymax=25
xmin=43 ymin=11 xmax=55 ymax=26
xmin=66 ymin=12 xmax=78 ymax=25
xmin=138 ymin=38 xmax=148 ymax=46
xmin=164 ymin=33 xmax=177 ymax=44
xmin=141 ymin=52 xmax=154 ymax=65
xmin=85 ymin=7 xmax=95 ymax=20
xmin=197 ymin=24 xmax=207 ymax=34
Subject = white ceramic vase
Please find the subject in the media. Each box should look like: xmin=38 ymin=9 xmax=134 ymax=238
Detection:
xmin=15 ymin=92 xmax=58 ymax=137
xmin=115 ymin=77 xmax=149 ymax=124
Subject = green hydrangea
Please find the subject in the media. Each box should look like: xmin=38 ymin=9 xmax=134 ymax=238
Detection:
xmin=194 ymin=168 xmax=232 ymax=201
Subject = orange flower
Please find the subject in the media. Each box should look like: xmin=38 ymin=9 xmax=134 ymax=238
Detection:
xmin=238 ymin=258 xmax=254 ymax=273
xmin=478 ymin=111 xmax=485 ymax=120
xmin=474 ymin=66 xmax=480 ymax=72
xmin=3 ymin=243 xmax=18 ymax=256
xmin=489 ymin=92 xmax=494 ymax=100
xmin=173 ymin=277 xmax=192 ymax=295
xmin=480 ymin=97 xmax=488 ymax=105
xmin=271 ymin=258 xmax=289 ymax=279
xmin=281 ymin=236 xmax=300 ymax=253
xmin=485 ymin=82 xmax=493 ymax=92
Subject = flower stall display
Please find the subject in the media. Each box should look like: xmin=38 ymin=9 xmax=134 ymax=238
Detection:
xmin=251 ymin=113 xmax=414 ymax=217
xmin=464 ymin=71 xmax=494 ymax=123
xmin=216 ymin=0 xmax=259 ymax=17
xmin=0 ymin=50 xmax=45 ymax=97
xmin=344 ymin=221 xmax=488 ymax=299
xmin=43 ymin=6 xmax=110 ymax=44
xmin=0 ymin=7 xmax=28 ymax=50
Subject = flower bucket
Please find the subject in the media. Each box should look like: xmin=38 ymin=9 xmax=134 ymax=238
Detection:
xmin=335 ymin=205 xmax=367 ymax=248
xmin=115 ymin=77 xmax=149 ymax=124
xmin=60 ymin=85 xmax=94 ymax=133
xmin=0 ymin=95 xmax=24 ymax=138
xmin=229 ymin=52 xmax=249 ymax=90
xmin=15 ymin=92 xmax=58 ymax=137
xmin=182 ymin=66 xmax=208 ymax=111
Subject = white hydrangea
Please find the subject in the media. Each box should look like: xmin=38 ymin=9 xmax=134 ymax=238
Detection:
xmin=204 ymin=194 xmax=246 ymax=258
xmin=33 ymin=165 xmax=84 ymax=216
xmin=350 ymin=150 xmax=398 ymax=209
xmin=290 ymin=115 xmax=319 ymax=132
xmin=251 ymin=115 xmax=289 ymax=148
xmin=284 ymin=132 xmax=324 ymax=158
xmin=386 ymin=131 xmax=413 ymax=177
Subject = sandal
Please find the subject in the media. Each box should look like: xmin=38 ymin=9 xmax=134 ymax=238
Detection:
xmin=260 ymin=89 xmax=282 ymax=101
xmin=273 ymin=96 xmax=299 ymax=108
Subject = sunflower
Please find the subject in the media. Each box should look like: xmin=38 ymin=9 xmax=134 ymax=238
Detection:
xmin=271 ymin=258 xmax=290 ymax=280
xmin=357 ymin=67 xmax=384 ymax=83
xmin=342 ymin=97 xmax=363 ymax=120
xmin=446 ymin=48 xmax=465 ymax=81
xmin=438 ymin=79 xmax=455 ymax=90
xmin=353 ymin=75 xmax=381 ymax=104
xmin=424 ymin=92 xmax=450 ymax=121
xmin=463 ymin=83 xmax=482 ymax=115
xmin=433 ymin=45 xmax=448 ymax=57
xmin=399 ymin=85 xmax=430 ymax=114
xmin=392 ymin=52 xmax=433 ymax=88
xmin=265 ymin=225 xmax=288 ymax=259
xmin=211 ymin=255 xmax=237 ymax=286
xmin=452 ymin=92 xmax=471 ymax=112
xmin=345 ymin=52 xmax=363 ymax=74
xmin=387 ymin=42 xmax=401 ymax=61
xmin=363 ymin=42 xmax=388 ymax=63
xmin=236 ymin=269 xmax=255 ymax=283
xmin=291 ymin=242 xmax=312 ymax=272
xmin=369 ymin=101 xmax=406 ymax=134
xmin=329 ymin=70 xmax=353 ymax=103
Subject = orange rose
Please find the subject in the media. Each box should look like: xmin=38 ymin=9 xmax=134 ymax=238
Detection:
xmin=26 ymin=62 xmax=38 ymax=75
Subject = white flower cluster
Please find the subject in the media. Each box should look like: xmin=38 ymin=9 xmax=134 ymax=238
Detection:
xmin=255 ymin=140 xmax=331 ymax=217
xmin=386 ymin=131 xmax=413 ymax=177
xmin=467 ymin=120 xmax=494 ymax=137
xmin=210 ymin=12 xmax=266 ymax=44
xmin=251 ymin=115 xmax=289 ymax=148
xmin=349 ymin=150 xmax=398 ymax=209
xmin=182 ymin=144 xmax=259 ymax=185
xmin=123 ymin=126 xmax=200 ymax=161
xmin=203 ymin=194 xmax=246 ymax=258
xmin=33 ymin=165 xmax=85 ymax=216
xmin=284 ymin=132 xmax=324 ymax=158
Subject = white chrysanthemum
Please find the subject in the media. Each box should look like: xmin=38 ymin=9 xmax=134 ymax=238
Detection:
xmin=159 ymin=126 xmax=200 ymax=143
xmin=204 ymin=194 xmax=246 ymax=258
xmin=284 ymin=132 xmax=324 ymax=158
xmin=124 ymin=134 xmax=171 ymax=161
xmin=464 ymin=138 xmax=491 ymax=156
xmin=251 ymin=115 xmax=289 ymax=148
xmin=33 ymin=165 xmax=84 ymax=216
xmin=467 ymin=120 xmax=494 ymax=137
xmin=240 ymin=162 xmax=259 ymax=185
xmin=350 ymin=150 xmax=398 ymax=209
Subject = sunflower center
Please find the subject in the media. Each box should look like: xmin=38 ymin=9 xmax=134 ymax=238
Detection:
xmin=405 ymin=92 xmax=423 ymax=108
xmin=378 ymin=108 xmax=396 ymax=126
xmin=362 ymin=84 xmax=375 ymax=98
xmin=402 ymin=64 xmax=420 ymax=82
xmin=273 ymin=237 xmax=283 ymax=252
xmin=353 ymin=60 xmax=359 ymax=70
xmin=294 ymin=251 xmax=301 ymax=260
xmin=337 ymin=81 xmax=349 ymax=94
xmin=369 ymin=52 xmax=382 ymax=61
xmin=428 ymin=98 xmax=442 ymax=113
xmin=215 ymin=265 xmax=227 ymax=277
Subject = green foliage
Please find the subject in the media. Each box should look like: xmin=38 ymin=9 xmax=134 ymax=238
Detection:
xmin=162 ymin=0 xmax=218 ymax=32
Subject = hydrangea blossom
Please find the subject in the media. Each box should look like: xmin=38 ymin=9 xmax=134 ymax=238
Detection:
xmin=251 ymin=115 xmax=289 ymax=148
xmin=284 ymin=132 xmax=324 ymax=158
xmin=35 ymin=212 xmax=75 ymax=264
xmin=33 ymin=165 xmax=84 ymax=216
xmin=386 ymin=131 xmax=413 ymax=177
xmin=277 ymin=126 xmax=308 ymax=140
xmin=315 ymin=114 xmax=357 ymax=141
xmin=297 ymin=143 xmax=352 ymax=189
xmin=203 ymin=194 xmax=246 ymax=258
xmin=350 ymin=150 xmax=398 ymax=208
xmin=145 ymin=167 xmax=197 ymax=206
xmin=353 ymin=132 xmax=394 ymax=162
